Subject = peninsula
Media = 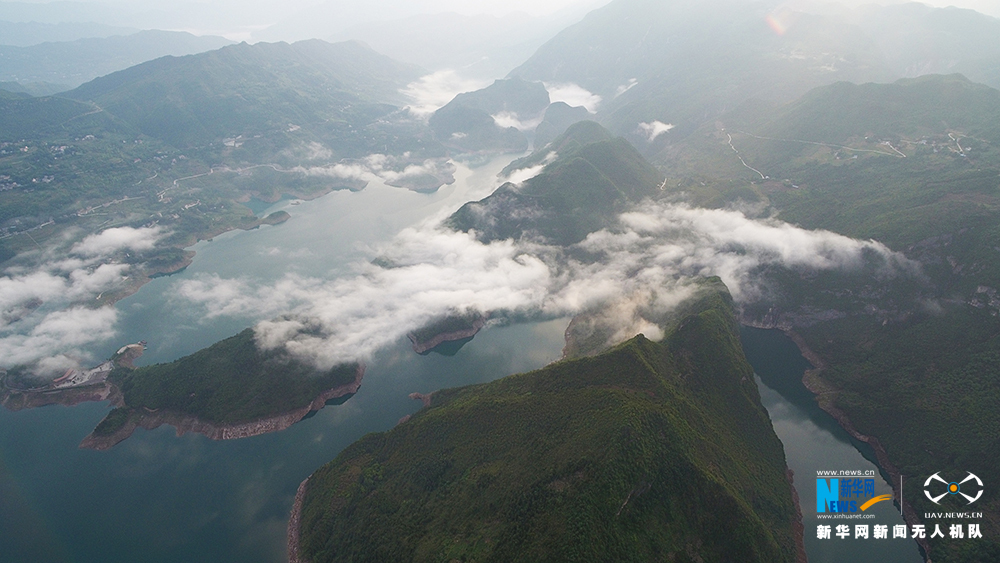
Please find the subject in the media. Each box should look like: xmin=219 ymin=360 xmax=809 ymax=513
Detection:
xmin=1 ymin=329 xmax=363 ymax=449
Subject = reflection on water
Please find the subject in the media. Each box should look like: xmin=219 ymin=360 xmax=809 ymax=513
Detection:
xmin=741 ymin=327 xmax=923 ymax=563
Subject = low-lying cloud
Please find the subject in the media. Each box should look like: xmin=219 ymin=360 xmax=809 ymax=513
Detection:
xmin=638 ymin=121 xmax=674 ymax=141
xmin=71 ymin=226 xmax=164 ymax=257
xmin=502 ymin=151 xmax=558 ymax=184
xmin=0 ymin=307 xmax=118 ymax=369
xmin=401 ymin=70 xmax=492 ymax=118
xmin=615 ymin=78 xmax=639 ymax=97
xmin=176 ymin=201 xmax=913 ymax=369
xmin=0 ymin=226 xmax=165 ymax=374
xmin=492 ymin=111 xmax=544 ymax=132
xmin=544 ymin=82 xmax=602 ymax=113
xmin=293 ymin=153 xmax=456 ymax=189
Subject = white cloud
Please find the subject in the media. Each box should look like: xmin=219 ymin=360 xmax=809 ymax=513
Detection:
xmin=71 ymin=226 xmax=164 ymax=257
xmin=544 ymin=82 xmax=602 ymax=113
xmin=0 ymin=307 xmax=118 ymax=372
xmin=294 ymin=161 xmax=373 ymax=182
xmin=293 ymin=153 xmax=456 ymax=190
xmin=638 ymin=120 xmax=674 ymax=141
xmin=401 ymin=70 xmax=492 ymax=118
xmin=0 ymin=226 xmax=163 ymax=372
xmin=176 ymin=201 xmax=914 ymax=369
xmin=491 ymin=111 xmax=544 ymax=132
xmin=615 ymin=78 xmax=638 ymax=97
xmin=283 ymin=141 xmax=333 ymax=161
xmin=502 ymin=151 xmax=558 ymax=184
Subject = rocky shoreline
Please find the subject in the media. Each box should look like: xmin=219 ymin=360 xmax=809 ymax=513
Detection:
xmin=287 ymin=477 xmax=310 ymax=563
xmin=0 ymin=342 xmax=144 ymax=411
xmin=80 ymin=365 xmax=364 ymax=450
xmin=407 ymin=316 xmax=486 ymax=355
xmin=785 ymin=330 xmax=932 ymax=561
xmin=1 ymin=381 xmax=114 ymax=411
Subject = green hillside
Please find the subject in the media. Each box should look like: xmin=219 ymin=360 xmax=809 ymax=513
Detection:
xmin=66 ymin=39 xmax=425 ymax=152
xmin=660 ymin=73 xmax=1000 ymax=562
xmin=447 ymin=121 xmax=663 ymax=245
xmin=296 ymin=286 xmax=800 ymax=563
xmin=94 ymin=328 xmax=359 ymax=435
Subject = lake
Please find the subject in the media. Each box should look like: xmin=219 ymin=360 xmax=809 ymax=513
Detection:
xmin=741 ymin=326 xmax=924 ymax=563
xmin=1 ymin=156 xmax=924 ymax=562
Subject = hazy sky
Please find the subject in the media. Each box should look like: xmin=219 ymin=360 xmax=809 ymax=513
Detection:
xmin=2 ymin=0 xmax=601 ymax=17
xmin=0 ymin=0 xmax=996 ymax=41
xmin=2 ymin=0 xmax=997 ymax=27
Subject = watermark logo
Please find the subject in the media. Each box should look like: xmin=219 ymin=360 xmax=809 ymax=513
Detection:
xmin=924 ymin=472 xmax=983 ymax=505
xmin=816 ymin=470 xmax=891 ymax=513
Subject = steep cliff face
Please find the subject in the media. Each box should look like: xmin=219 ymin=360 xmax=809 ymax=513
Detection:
xmin=292 ymin=286 xmax=800 ymax=563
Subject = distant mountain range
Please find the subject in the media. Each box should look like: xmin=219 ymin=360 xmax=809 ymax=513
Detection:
xmin=0 ymin=39 xmax=445 ymax=279
xmin=326 ymin=9 xmax=600 ymax=80
xmin=0 ymin=30 xmax=232 ymax=90
xmin=0 ymin=20 xmax=138 ymax=46
xmin=849 ymin=2 xmax=1000 ymax=88
xmin=65 ymin=39 xmax=425 ymax=152
xmin=504 ymin=0 xmax=1000 ymax=150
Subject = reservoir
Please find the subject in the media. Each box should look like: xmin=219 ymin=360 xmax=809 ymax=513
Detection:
xmin=741 ymin=326 xmax=924 ymax=563
xmin=1 ymin=156 xmax=574 ymax=563
xmin=1 ymin=156 xmax=921 ymax=562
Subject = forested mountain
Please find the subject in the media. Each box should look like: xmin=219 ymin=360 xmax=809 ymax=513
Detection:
xmin=66 ymin=39 xmax=425 ymax=151
xmin=294 ymin=286 xmax=801 ymax=563
xmin=448 ymin=121 xmax=662 ymax=245
xmin=660 ymin=73 xmax=1000 ymax=562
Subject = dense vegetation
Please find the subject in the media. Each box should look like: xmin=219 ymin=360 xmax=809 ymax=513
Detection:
xmin=447 ymin=121 xmax=663 ymax=245
xmin=660 ymin=73 xmax=1000 ymax=561
xmin=103 ymin=329 xmax=358 ymax=425
xmin=298 ymin=288 xmax=799 ymax=562
xmin=407 ymin=313 xmax=482 ymax=342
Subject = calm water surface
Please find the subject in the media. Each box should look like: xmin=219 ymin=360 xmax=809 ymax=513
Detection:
xmin=1 ymin=156 xmax=571 ymax=563
xmin=1 ymin=156 xmax=925 ymax=562
xmin=742 ymin=327 xmax=924 ymax=563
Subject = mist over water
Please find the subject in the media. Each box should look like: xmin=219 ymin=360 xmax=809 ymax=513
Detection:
xmin=172 ymin=195 xmax=914 ymax=369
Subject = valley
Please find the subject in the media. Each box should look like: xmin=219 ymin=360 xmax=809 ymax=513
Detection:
xmin=3 ymin=1 xmax=1000 ymax=562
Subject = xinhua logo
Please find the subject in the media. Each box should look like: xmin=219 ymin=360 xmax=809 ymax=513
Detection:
xmin=924 ymin=472 xmax=983 ymax=505
xmin=817 ymin=478 xmax=892 ymax=513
